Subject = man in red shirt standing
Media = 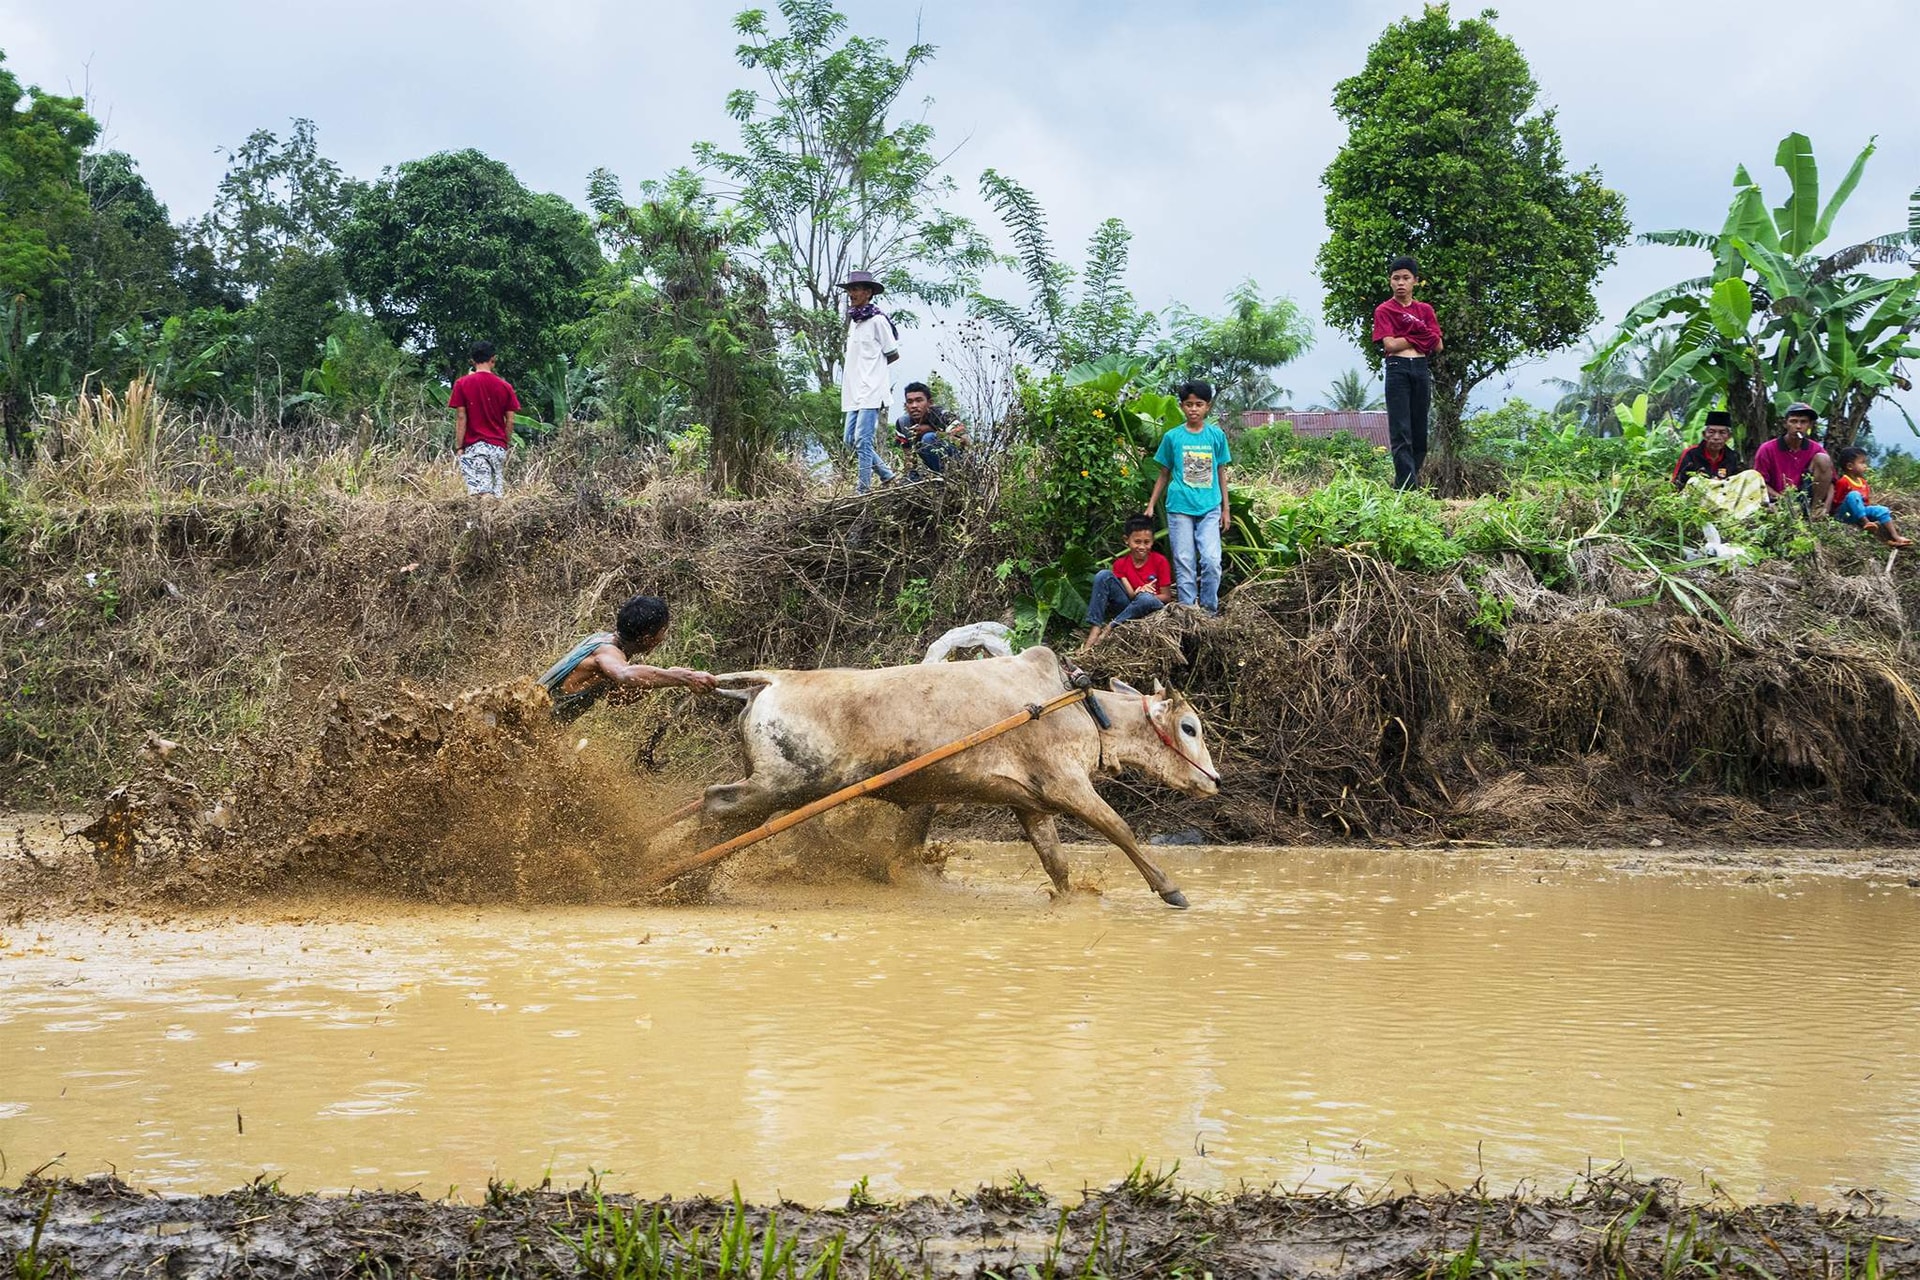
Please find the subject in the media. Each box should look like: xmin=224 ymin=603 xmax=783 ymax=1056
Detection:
xmin=1371 ymin=256 xmax=1443 ymax=491
xmin=448 ymin=340 xmax=520 ymax=498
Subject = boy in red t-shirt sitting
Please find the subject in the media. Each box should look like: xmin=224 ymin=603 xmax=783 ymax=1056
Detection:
xmin=1830 ymin=447 xmax=1913 ymax=547
xmin=1084 ymin=514 xmax=1175 ymax=647
xmin=447 ymin=340 xmax=520 ymax=498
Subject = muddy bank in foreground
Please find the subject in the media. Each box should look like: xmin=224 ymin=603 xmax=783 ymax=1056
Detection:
xmin=4 ymin=1172 xmax=1913 ymax=1279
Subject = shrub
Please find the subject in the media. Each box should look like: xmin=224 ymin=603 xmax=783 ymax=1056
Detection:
xmin=1015 ymin=372 xmax=1148 ymax=557
xmin=1246 ymin=473 xmax=1461 ymax=572
xmin=1465 ymin=398 xmax=1675 ymax=485
xmin=1237 ymin=421 xmax=1391 ymax=484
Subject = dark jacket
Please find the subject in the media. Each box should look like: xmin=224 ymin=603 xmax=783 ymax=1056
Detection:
xmin=1672 ymin=443 xmax=1747 ymax=488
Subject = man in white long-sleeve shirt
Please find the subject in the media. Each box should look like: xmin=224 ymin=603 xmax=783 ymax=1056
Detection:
xmin=838 ymin=270 xmax=900 ymax=493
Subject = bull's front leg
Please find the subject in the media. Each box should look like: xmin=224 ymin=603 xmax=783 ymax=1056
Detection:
xmin=885 ymin=803 xmax=939 ymax=881
xmin=1015 ymin=810 xmax=1073 ymax=897
xmin=638 ymin=778 xmax=784 ymax=898
xmin=1049 ymin=784 xmax=1188 ymax=909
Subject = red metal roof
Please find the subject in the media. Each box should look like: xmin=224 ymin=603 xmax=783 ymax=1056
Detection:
xmin=1240 ymin=410 xmax=1391 ymax=447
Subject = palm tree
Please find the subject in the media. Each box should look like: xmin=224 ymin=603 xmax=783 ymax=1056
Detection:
xmin=1310 ymin=367 xmax=1384 ymax=412
xmin=1548 ymin=332 xmax=1698 ymax=433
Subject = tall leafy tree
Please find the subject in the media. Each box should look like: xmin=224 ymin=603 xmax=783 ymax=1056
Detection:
xmin=1316 ymin=6 xmax=1629 ymax=474
xmin=0 ymin=52 xmax=98 ymax=452
xmin=970 ymin=168 xmax=1154 ymax=368
xmin=338 ymin=149 xmax=602 ymax=379
xmin=586 ymin=168 xmax=790 ymax=494
xmin=1153 ymin=280 xmax=1313 ymax=423
xmin=249 ymin=246 xmax=347 ymax=406
xmin=0 ymin=53 xmax=95 ymax=299
xmin=1593 ymin=133 xmax=1918 ymax=451
xmin=189 ymin=119 xmax=361 ymax=299
xmin=694 ymin=0 xmax=990 ymax=390
xmin=60 ymin=151 xmax=181 ymax=382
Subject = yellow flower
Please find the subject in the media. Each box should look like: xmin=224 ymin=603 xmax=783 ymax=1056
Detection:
xmin=1092 ymin=410 xmax=1105 ymax=418
xmin=1120 ymin=467 xmax=1130 ymax=476
xmin=1079 ymin=469 xmax=1089 ymax=477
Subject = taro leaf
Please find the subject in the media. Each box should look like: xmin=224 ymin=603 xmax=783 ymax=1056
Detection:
xmin=1065 ymin=354 xmax=1149 ymax=395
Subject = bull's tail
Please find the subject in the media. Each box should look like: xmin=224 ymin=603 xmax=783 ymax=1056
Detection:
xmin=709 ymin=671 xmax=774 ymax=706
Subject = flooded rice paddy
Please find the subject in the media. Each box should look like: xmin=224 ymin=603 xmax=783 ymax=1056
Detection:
xmin=3 ymin=843 xmax=1917 ymax=1206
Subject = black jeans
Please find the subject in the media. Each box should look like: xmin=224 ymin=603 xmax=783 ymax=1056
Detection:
xmin=1383 ymin=356 xmax=1431 ymax=490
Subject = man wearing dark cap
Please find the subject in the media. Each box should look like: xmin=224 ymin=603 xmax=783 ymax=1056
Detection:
xmin=1752 ymin=402 xmax=1835 ymax=517
xmin=1673 ymin=410 xmax=1764 ymax=518
xmin=838 ymin=270 xmax=900 ymax=494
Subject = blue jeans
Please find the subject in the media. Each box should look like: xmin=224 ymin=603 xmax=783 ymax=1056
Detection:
xmin=1167 ymin=509 xmax=1222 ymax=611
xmin=912 ymin=430 xmax=953 ymax=474
xmin=843 ymin=408 xmax=895 ymax=492
xmin=1084 ymin=569 xmax=1166 ymax=627
xmin=1836 ymin=490 xmax=1892 ymax=526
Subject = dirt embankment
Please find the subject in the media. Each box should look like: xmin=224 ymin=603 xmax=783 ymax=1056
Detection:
xmin=3 ymin=482 xmax=1919 ymax=907
xmin=4 ymin=1172 xmax=1914 ymax=1279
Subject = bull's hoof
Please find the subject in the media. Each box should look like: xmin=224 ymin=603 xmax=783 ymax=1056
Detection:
xmin=1160 ymin=888 xmax=1189 ymax=909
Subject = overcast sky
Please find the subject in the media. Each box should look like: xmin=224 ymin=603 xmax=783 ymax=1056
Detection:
xmin=5 ymin=0 xmax=1915 ymax=438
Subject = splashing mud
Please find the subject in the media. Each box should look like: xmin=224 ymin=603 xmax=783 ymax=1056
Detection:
xmin=17 ymin=678 xmax=935 ymax=910
xmin=37 ymin=682 xmax=672 ymax=905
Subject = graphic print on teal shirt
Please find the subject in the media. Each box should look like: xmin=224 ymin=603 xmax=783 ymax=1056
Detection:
xmin=1154 ymin=423 xmax=1232 ymax=515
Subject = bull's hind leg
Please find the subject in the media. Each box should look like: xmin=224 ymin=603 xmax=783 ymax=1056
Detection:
xmin=1015 ymin=810 xmax=1073 ymax=897
xmin=1050 ymin=785 xmax=1187 ymax=908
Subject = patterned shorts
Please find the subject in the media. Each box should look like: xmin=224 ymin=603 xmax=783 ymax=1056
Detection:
xmin=458 ymin=442 xmax=508 ymax=496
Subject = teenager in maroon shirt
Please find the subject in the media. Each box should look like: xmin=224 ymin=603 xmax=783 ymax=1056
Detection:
xmin=1371 ymin=256 xmax=1443 ymax=491
xmin=448 ymin=340 xmax=520 ymax=498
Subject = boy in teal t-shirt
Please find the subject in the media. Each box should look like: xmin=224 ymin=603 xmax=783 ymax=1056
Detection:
xmin=1145 ymin=380 xmax=1232 ymax=612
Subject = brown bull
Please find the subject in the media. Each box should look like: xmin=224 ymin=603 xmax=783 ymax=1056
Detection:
xmin=695 ymin=646 xmax=1218 ymax=907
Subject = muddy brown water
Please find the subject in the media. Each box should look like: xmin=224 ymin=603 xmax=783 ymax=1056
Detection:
xmin=3 ymin=843 xmax=1917 ymax=1208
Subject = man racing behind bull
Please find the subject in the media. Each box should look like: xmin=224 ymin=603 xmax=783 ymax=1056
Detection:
xmin=539 ymin=595 xmax=717 ymax=723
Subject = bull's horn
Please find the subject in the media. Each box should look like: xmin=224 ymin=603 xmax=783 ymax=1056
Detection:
xmin=1110 ymin=678 xmax=1143 ymax=698
xmin=1150 ymin=677 xmax=1167 ymax=697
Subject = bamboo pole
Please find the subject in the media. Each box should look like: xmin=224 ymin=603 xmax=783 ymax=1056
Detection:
xmin=643 ymin=687 xmax=1090 ymax=888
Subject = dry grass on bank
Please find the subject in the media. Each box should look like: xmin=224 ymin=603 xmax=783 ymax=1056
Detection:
xmin=6 ymin=467 xmax=1919 ymax=890
xmin=9 ymin=377 xmax=693 ymax=506
xmin=1083 ymin=544 xmax=1920 ymax=846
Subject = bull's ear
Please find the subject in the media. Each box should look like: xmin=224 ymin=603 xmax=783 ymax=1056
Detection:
xmin=1109 ymin=678 xmax=1143 ymax=697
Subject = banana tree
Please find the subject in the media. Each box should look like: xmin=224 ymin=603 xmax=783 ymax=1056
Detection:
xmin=1592 ymin=133 xmax=1920 ymax=451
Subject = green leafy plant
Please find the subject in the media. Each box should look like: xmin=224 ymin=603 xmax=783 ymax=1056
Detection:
xmin=892 ymin=577 xmax=934 ymax=633
xmin=561 ymin=1186 xmax=847 ymax=1280
xmin=1244 ymin=473 xmax=1463 ymax=573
